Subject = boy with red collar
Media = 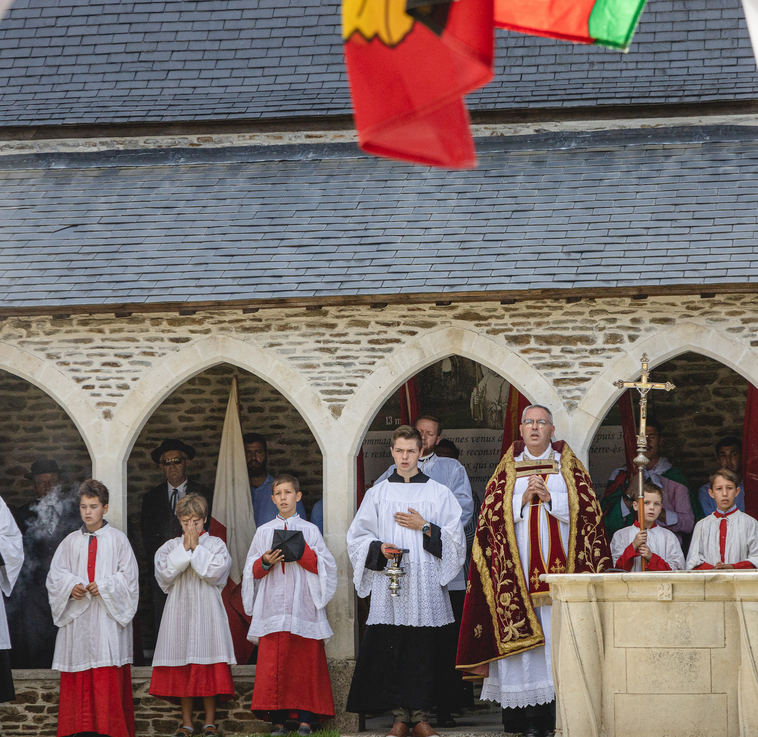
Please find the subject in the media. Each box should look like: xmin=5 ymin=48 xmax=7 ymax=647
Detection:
xmin=687 ymin=469 xmax=758 ymax=570
xmin=611 ymin=482 xmax=685 ymax=572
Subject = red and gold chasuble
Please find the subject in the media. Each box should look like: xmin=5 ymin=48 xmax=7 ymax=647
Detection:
xmin=515 ymin=457 xmax=567 ymax=606
xmin=456 ymin=440 xmax=611 ymax=679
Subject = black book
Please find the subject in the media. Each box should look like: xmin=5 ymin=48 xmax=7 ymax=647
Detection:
xmin=272 ymin=529 xmax=305 ymax=562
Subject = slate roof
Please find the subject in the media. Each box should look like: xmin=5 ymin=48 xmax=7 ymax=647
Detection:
xmin=0 ymin=0 xmax=756 ymax=127
xmin=2 ymin=126 xmax=757 ymax=309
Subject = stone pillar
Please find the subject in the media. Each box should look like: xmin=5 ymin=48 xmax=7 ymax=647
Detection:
xmin=549 ymin=578 xmax=604 ymax=737
xmin=732 ymin=577 xmax=758 ymax=733
xmin=322 ymin=441 xmax=358 ymax=731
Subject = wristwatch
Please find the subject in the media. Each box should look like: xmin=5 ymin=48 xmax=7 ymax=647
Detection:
xmin=421 ymin=522 xmax=431 ymax=535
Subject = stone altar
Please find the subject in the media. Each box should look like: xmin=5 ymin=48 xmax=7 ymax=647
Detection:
xmin=543 ymin=572 xmax=758 ymax=737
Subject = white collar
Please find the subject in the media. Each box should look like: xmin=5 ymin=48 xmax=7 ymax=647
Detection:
xmin=276 ymin=512 xmax=300 ymax=522
xmin=524 ymin=446 xmax=554 ymax=461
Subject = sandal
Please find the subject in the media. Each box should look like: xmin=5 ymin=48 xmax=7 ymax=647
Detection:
xmin=203 ymin=727 xmax=219 ymax=736
xmin=174 ymin=729 xmax=194 ymax=737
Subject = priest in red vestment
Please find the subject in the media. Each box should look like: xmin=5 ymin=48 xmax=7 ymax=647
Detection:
xmin=456 ymin=405 xmax=611 ymax=737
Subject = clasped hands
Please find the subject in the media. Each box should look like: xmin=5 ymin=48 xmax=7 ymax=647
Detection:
xmin=71 ymin=581 xmax=99 ymax=599
xmin=183 ymin=527 xmax=200 ymax=552
xmin=521 ymin=475 xmax=551 ymax=507
xmin=381 ymin=507 xmax=429 ymax=559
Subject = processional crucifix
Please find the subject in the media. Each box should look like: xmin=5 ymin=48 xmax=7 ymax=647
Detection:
xmin=613 ymin=354 xmax=675 ymax=571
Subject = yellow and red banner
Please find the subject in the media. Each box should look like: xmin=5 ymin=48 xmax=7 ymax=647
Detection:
xmin=343 ymin=0 xmax=649 ymax=169
xmin=343 ymin=0 xmax=494 ymax=168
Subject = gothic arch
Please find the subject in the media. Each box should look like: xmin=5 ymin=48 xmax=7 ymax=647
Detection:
xmin=112 ymin=334 xmax=334 ymax=463
xmin=0 ymin=340 xmax=100 ymax=459
xmin=573 ymin=322 xmax=758 ymax=458
xmin=336 ymin=326 xmax=565 ymax=456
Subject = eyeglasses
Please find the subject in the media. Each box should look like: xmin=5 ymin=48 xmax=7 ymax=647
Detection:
xmin=522 ymin=419 xmax=549 ymax=427
xmin=160 ymin=458 xmax=185 ymax=466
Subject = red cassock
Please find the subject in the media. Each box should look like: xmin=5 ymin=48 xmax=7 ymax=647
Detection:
xmin=249 ymin=548 xmax=335 ymax=719
xmin=57 ymin=533 xmax=136 ymax=737
xmin=150 ymin=663 xmax=235 ymax=704
xmin=58 ymin=664 xmax=135 ymax=737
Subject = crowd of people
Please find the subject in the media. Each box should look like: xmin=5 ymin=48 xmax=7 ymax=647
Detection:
xmin=0 ymin=408 xmax=755 ymax=737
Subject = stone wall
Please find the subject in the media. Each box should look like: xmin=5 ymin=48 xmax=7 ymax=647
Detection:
xmin=597 ymin=352 xmax=748 ymax=490
xmin=127 ymin=363 xmax=324 ymax=537
xmin=1 ymin=662 xmax=357 ymax=736
xmin=0 ymin=369 xmax=92 ymax=509
xmin=2 ymin=295 xmax=757 ymax=526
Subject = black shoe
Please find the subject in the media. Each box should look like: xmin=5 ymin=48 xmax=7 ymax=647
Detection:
xmin=522 ymin=727 xmax=540 ymax=737
xmin=435 ymin=714 xmax=457 ymax=728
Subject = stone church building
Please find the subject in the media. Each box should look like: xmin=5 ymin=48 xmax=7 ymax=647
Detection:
xmin=1 ymin=0 xmax=758 ymax=733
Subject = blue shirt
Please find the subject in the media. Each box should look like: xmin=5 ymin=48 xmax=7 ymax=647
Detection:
xmin=310 ymin=499 xmax=323 ymax=534
xmin=251 ymin=473 xmax=307 ymax=526
xmin=698 ymin=482 xmax=745 ymax=517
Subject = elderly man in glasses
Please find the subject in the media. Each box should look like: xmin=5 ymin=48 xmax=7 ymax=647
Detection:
xmin=457 ymin=405 xmax=610 ymax=737
xmin=141 ymin=439 xmax=214 ymax=634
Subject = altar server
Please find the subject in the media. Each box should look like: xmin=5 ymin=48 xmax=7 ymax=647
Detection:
xmin=47 ymin=479 xmax=139 ymax=737
xmin=149 ymin=493 xmax=236 ymax=737
xmin=687 ymin=469 xmax=758 ymax=570
xmin=346 ymin=425 xmax=465 ymax=737
xmin=0 ymin=494 xmax=23 ymax=702
xmin=242 ymin=474 xmax=337 ymax=735
xmin=611 ymin=483 xmax=685 ymax=571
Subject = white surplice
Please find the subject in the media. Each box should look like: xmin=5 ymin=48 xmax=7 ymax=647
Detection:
xmin=0 ymin=496 xmax=23 ymax=651
xmin=347 ymin=475 xmax=465 ymax=627
xmin=46 ymin=524 xmax=138 ymax=672
xmin=376 ymin=454 xmax=475 ymax=591
xmin=482 ymin=447 xmax=568 ymax=709
xmin=152 ymin=533 xmax=236 ymax=666
xmin=611 ymin=523 xmax=685 ymax=571
xmin=242 ymin=514 xmax=336 ymax=644
xmin=686 ymin=509 xmax=758 ymax=569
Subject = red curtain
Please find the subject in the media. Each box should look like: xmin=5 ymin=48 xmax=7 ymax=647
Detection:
xmin=399 ymin=377 xmax=422 ymax=426
xmin=358 ymin=377 xmax=421 ymax=509
xmin=743 ymin=383 xmax=758 ymax=518
xmin=500 ymin=386 xmax=530 ymax=457
xmin=619 ymin=389 xmax=637 ymax=472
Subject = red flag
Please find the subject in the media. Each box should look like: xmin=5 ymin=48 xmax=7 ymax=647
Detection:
xmin=500 ymin=385 xmax=530 ymax=457
xmin=743 ymin=383 xmax=758 ymax=519
xmin=343 ymin=0 xmax=493 ymax=168
xmin=209 ymin=377 xmax=257 ymax=664
xmin=494 ymin=0 xmax=647 ymax=49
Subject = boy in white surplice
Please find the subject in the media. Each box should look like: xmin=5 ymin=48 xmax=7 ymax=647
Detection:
xmin=149 ymin=493 xmax=236 ymax=737
xmin=47 ymin=479 xmax=139 ymax=737
xmin=346 ymin=425 xmax=465 ymax=737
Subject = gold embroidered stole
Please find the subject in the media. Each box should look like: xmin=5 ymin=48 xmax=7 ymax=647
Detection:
xmin=516 ymin=457 xmax=566 ymax=607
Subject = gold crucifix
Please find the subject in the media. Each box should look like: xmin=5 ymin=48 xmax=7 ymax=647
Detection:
xmin=613 ymin=354 xmax=675 ymax=570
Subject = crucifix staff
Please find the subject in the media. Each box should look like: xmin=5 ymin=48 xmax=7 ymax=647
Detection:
xmin=613 ymin=354 xmax=675 ymax=571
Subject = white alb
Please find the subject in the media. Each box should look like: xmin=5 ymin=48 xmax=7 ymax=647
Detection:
xmin=242 ymin=515 xmax=336 ymax=644
xmin=347 ymin=476 xmax=465 ymax=628
xmin=152 ymin=533 xmax=236 ymax=666
xmin=47 ymin=524 xmax=138 ymax=672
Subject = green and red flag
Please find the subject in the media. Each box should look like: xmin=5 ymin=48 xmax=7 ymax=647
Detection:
xmin=342 ymin=0 xmax=494 ymax=168
xmin=494 ymin=0 xmax=647 ymax=49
